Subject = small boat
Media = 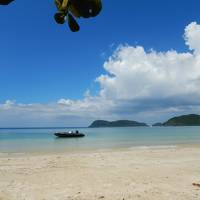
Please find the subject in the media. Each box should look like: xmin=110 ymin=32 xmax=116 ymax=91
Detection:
xmin=54 ymin=131 xmax=85 ymax=138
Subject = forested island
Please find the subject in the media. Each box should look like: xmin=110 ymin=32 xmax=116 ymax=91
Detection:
xmin=89 ymin=114 xmax=200 ymax=128
xmin=89 ymin=120 xmax=148 ymax=128
xmin=153 ymin=114 xmax=200 ymax=126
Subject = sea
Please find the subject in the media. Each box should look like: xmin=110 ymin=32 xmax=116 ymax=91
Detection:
xmin=0 ymin=127 xmax=200 ymax=153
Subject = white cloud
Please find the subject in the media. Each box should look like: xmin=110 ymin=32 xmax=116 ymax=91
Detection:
xmin=184 ymin=22 xmax=200 ymax=54
xmin=0 ymin=96 xmax=115 ymax=127
xmin=1 ymin=22 xmax=200 ymax=126
xmin=97 ymin=44 xmax=199 ymax=100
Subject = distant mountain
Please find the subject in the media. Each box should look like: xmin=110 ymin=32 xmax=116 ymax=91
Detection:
xmin=152 ymin=123 xmax=163 ymax=127
xmin=162 ymin=114 xmax=200 ymax=126
xmin=89 ymin=120 xmax=148 ymax=128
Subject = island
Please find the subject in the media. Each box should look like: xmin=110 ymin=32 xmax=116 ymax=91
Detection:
xmin=163 ymin=114 xmax=200 ymax=126
xmin=89 ymin=120 xmax=148 ymax=128
xmin=152 ymin=114 xmax=200 ymax=126
xmin=152 ymin=123 xmax=163 ymax=127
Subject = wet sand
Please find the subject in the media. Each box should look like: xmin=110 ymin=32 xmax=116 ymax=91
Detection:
xmin=0 ymin=147 xmax=200 ymax=200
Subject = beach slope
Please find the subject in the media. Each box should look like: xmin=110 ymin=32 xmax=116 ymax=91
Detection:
xmin=0 ymin=147 xmax=200 ymax=200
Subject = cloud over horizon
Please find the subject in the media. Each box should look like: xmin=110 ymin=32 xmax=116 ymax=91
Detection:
xmin=1 ymin=22 xmax=200 ymax=127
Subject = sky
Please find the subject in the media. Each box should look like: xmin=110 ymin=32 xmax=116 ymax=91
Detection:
xmin=1 ymin=0 xmax=200 ymax=127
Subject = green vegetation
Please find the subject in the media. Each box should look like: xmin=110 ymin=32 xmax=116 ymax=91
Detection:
xmin=163 ymin=114 xmax=200 ymax=126
xmin=54 ymin=0 xmax=102 ymax=32
xmin=90 ymin=114 xmax=200 ymax=128
xmin=89 ymin=120 xmax=148 ymax=128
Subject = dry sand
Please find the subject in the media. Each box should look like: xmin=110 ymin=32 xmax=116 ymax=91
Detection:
xmin=0 ymin=147 xmax=200 ymax=200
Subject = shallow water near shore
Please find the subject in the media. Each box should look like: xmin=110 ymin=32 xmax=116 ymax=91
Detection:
xmin=0 ymin=126 xmax=200 ymax=153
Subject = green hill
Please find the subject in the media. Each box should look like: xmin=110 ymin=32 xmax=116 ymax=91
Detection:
xmin=89 ymin=120 xmax=148 ymax=128
xmin=163 ymin=114 xmax=200 ymax=126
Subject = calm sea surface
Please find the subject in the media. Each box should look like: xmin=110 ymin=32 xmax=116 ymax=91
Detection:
xmin=0 ymin=127 xmax=200 ymax=153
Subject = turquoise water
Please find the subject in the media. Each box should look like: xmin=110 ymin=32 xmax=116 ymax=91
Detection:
xmin=0 ymin=127 xmax=200 ymax=153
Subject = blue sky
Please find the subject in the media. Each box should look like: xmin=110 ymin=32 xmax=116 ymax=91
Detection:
xmin=1 ymin=0 xmax=200 ymax=126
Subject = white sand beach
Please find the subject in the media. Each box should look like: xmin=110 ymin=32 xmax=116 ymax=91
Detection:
xmin=1 ymin=147 xmax=200 ymax=200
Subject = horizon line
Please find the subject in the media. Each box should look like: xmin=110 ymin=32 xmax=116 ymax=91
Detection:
xmin=0 ymin=127 xmax=88 ymax=130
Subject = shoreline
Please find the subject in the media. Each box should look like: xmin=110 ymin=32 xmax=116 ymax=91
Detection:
xmin=1 ymin=143 xmax=200 ymax=155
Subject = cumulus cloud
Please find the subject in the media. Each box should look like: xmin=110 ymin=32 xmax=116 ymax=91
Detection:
xmin=1 ymin=22 xmax=200 ymax=126
xmin=0 ymin=97 xmax=115 ymax=127
xmin=97 ymin=22 xmax=200 ymax=101
xmin=184 ymin=22 xmax=200 ymax=53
